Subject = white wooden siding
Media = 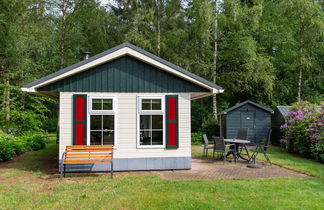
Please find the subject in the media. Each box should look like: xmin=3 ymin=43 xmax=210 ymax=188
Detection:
xmin=59 ymin=92 xmax=191 ymax=159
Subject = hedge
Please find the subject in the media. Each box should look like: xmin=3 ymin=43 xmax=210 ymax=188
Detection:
xmin=0 ymin=131 xmax=46 ymax=162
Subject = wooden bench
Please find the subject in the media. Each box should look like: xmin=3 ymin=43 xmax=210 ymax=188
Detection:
xmin=61 ymin=145 xmax=114 ymax=178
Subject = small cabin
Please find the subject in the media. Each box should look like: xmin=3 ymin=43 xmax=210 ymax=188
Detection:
xmin=271 ymin=106 xmax=291 ymax=145
xmin=22 ymin=42 xmax=223 ymax=172
xmin=220 ymin=100 xmax=273 ymax=143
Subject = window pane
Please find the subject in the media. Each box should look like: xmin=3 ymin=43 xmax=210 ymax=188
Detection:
xmin=140 ymin=115 xmax=151 ymax=129
xmin=90 ymin=115 xmax=102 ymax=130
xmin=152 ymin=115 xmax=163 ymax=129
xmin=152 ymin=99 xmax=161 ymax=110
xmin=90 ymin=131 xmax=102 ymax=145
xmin=142 ymin=99 xmax=151 ymax=110
xmin=103 ymin=115 xmax=114 ymax=130
xmin=103 ymin=131 xmax=114 ymax=145
xmin=92 ymin=99 xmax=102 ymax=110
xmin=152 ymin=131 xmax=163 ymax=145
xmin=140 ymin=131 xmax=151 ymax=145
xmin=103 ymin=99 xmax=113 ymax=110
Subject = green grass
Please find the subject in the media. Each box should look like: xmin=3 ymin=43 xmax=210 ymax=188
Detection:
xmin=0 ymin=138 xmax=323 ymax=210
xmin=258 ymin=146 xmax=324 ymax=178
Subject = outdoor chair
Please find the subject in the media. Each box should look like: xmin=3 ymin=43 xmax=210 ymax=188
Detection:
xmin=248 ymin=129 xmax=272 ymax=166
xmin=236 ymin=128 xmax=249 ymax=140
xmin=203 ymin=134 xmax=215 ymax=158
xmin=235 ymin=128 xmax=250 ymax=157
xmin=213 ymin=136 xmax=237 ymax=163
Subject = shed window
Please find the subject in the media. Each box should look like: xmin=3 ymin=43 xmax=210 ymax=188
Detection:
xmin=138 ymin=96 xmax=164 ymax=148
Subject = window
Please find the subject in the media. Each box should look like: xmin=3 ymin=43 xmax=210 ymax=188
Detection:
xmin=90 ymin=115 xmax=114 ymax=145
xmin=91 ymin=98 xmax=113 ymax=111
xmin=88 ymin=97 xmax=116 ymax=145
xmin=138 ymin=96 xmax=164 ymax=148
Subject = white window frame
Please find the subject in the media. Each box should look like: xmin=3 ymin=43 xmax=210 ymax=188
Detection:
xmin=87 ymin=95 xmax=117 ymax=147
xmin=137 ymin=95 xmax=165 ymax=149
xmin=88 ymin=96 xmax=116 ymax=114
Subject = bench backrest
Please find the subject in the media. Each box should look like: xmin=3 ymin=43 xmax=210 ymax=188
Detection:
xmin=64 ymin=145 xmax=114 ymax=164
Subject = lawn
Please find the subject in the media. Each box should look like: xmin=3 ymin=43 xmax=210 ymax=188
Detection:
xmin=0 ymin=137 xmax=323 ymax=210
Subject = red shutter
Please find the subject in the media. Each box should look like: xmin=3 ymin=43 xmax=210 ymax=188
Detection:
xmin=73 ymin=94 xmax=87 ymax=145
xmin=166 ymin=95 xmax=178 ymax=149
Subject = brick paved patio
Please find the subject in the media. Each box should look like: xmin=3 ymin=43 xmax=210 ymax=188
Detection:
xmin=153 ymin=145 xmax=310 ymax=180
xmin=113 ymin=146 xmax=310 ymax=180
xmin=156 ymin=157 xmax=310 ymax=180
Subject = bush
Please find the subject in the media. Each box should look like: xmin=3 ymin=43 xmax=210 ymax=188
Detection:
xmin=202 ymin=116 xmax=220 ymax=138
xmin=19 ymin=133 xmax=46 ymax=151
xmin=192 ymin=132 xmax=203 ymax=145
xmin=0 ymin=132 xmax=16 ymax=161
xmin=281 ymin=101 xmax=323 ymax=162
xmin=0 ymin=131 xmax=46 ymax=162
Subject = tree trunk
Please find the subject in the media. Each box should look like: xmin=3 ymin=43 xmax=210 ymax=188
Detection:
xmin=60 ymin=0 xmax=68 ymax=69
xmin=156 ymin=0 xmax=161 ymax=56
xmin=297 ymin=61 xmax=302 ymax=103
xmin=297 ymin=17 xmax=305 ymax=103
xmin=212 ymin=0 xmax=218 ymax=121
xmin=3 ymin=78 xmax=10 ymax=122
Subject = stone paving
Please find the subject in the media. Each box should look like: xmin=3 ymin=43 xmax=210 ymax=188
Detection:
xmin=156 ymin=157 xmax=310 ymax=180
xmin=155 ymin=146 xmax=310 ymax=180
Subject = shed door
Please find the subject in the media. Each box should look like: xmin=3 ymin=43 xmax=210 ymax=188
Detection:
xmin=240 ymin=111 xmax=256 ymax=142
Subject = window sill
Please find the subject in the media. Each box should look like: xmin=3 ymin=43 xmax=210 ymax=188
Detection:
xmin=137 ymin=146 xmax=165 ymax=149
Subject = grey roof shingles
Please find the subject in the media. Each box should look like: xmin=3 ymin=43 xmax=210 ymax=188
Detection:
xmin=221 ymin=100 xmax=274 ymax=114
xmin=276 ymin=106 xmax=292 ymax=117
xmin=23 ymin=42 xmax=223 ymax=91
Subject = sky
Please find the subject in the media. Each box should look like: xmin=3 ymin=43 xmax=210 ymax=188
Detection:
xmin=100 ymin=0 xmax=112 ymax=5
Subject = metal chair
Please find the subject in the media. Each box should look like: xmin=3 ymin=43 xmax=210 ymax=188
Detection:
xmin=202 ymin=134 xmax=214 ymax=158
xmin=236 ymin=128 xmax=249 ymax=140
xmin=236 ymin=128 xmax=250 ymax=158
xmin=213 ymin=136 xmax=237 ymax=163
xmin=248 ymin=129 xmax=272 ymax=166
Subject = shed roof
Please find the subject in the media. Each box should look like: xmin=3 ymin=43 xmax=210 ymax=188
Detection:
xmin=22 ymin=42 xmax=223 ymax=98
xmin=276 ymin=106 xmax=292 ymax=118
xmin=221 ymin=100 xmax=273 ymax=114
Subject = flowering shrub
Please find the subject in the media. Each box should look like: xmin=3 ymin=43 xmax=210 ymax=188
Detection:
xmin=280 ymin=101 xmax=324 ymax=163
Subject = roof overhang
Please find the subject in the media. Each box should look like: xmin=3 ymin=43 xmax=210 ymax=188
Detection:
xmin=22 ymin=43 xmax=224 ymax=99
xmin=220 ymin=100 xmax=274 ymax=114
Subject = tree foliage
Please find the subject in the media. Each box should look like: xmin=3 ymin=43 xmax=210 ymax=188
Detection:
xmin=0 ymin=0 xmax=323 ymax=135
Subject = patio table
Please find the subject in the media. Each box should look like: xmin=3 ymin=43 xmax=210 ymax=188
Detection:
xmin=224 ymin=139 xmax=251 ymax=161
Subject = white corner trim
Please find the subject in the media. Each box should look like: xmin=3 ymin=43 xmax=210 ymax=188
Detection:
xmin=25 ymin=46 xmax=216 ymax=92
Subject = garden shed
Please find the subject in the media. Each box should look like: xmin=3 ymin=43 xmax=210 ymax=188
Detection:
xmin=271 ymin=106 xmax=291 ymax=145
xmin=21 ymin=42 xmax=224 ymax=172
xmin=220 ymin=100 xmax=273 ymax=143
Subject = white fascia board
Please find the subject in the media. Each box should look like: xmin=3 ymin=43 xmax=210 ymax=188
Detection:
xmin=27 ymin=47 xmax=217 ymax=92
xmin=213 ymin=88 xmax=224 ymax=94
xmin=30 ymin=48 xmax=128 ymax=90
xmin=125 ymin=48 xmax=214 ymax=91
xmin=21 ymin=87 xmax=36 ymax=92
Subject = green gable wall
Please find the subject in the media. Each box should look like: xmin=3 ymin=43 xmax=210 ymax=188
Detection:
xmin=38 ymin=56 xmax=209 ymax=93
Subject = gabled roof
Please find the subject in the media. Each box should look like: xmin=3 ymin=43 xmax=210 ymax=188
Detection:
xmin=276 ymin=106 xmax=292 ymax=117
xmin=22 ymin=42 xmax=223 ymax=97
xmin=221 ymin=100 xmax=273 ymax=114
